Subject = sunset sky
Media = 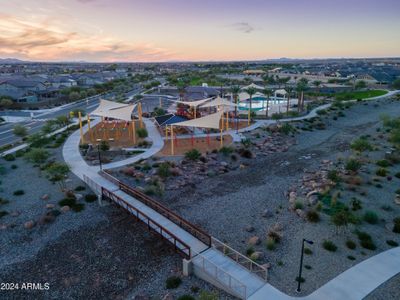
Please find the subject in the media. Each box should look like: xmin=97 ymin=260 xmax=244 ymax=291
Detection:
xmin=1 ymin=0 xmax=399 ymax=62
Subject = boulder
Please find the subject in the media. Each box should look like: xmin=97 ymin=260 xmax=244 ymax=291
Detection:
xmin=262 ymin=209 xmax=273 ymax=218
xmin=24 ymin=220 xmax=35 ymax=229
xmin=272 ymin=222 xmax=283 ymax=232
xmin=296 ymin=209 xmax=306 ymax=219
xmin=170 ymin=167 xmax=183 ymax=176
xmin=74 ymin=193 xmax=83 ymax=200
xmin=289 ymin=191 xmax=297 ymax=203
xmin=41 ymin=194 xmax=49 ymax=200
xmin=46 ymin=204 xmax=55 ymax=209
xmin=10 ymin=210 xmax=20 ymax=217
xmin=60 ymin=205 xmax=70 ymax=212
xmin=250 ymin=251 xmax=264 ymax=260
xmin=395 ymin=196 xmax=400 ymax=205
xmin=261 ymin=262 xmax=271 ymax=270
xmin=38 ymin=213 xmax=56 ymax=225
xmin=239 ymin=164 xmax=246 ymax=169
xmin=220 ymin=161 xmax=229 ymax=167
xmin=244 ymin=225 xmax=255 ymax=233
xmin=248 ymin=236 xmax=261 ymax=246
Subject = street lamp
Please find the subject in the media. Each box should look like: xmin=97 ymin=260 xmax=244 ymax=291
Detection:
xmin=296 ymin=238 xmax=314 ymax=293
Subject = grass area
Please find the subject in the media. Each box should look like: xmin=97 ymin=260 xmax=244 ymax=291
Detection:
xmin=334 ymin=90 xmax=387 ymax=101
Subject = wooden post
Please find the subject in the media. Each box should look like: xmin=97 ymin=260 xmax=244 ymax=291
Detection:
xmin=170 ymin=125 xmax=174 ymax=155
xmin=220 ymin=128 xmax=223 ymax=148
xmin=131 ymin=120 xmax=136 ymax=144
xmin=165 ymin=126 xmax=168 ymax=141
xmin=247 ymin=108 xmax=250 ymax=126
xmin=226 ymin=110 xmax=229 ymax=130
xmin=138 ymin=102 xmax=143 ymax=128
xmin=78 ymin=111 xmax=84 ymax=144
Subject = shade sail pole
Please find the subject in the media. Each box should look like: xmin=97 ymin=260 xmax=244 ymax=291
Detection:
xmin=170 ymin=125 xmax=174 ymax=155
xmin=87 ymin=114 xmax=92 ymax=142
xmin=78 ymin=111 xmax=84 ymax=144
xmin=132 ymin=120 xmax=136 ymax=144
xmin=138 ymin=102 xmax=143 ymax=128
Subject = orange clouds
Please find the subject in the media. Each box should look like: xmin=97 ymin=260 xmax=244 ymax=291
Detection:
xmin=0 ymin=14 xmax=176 ymax=61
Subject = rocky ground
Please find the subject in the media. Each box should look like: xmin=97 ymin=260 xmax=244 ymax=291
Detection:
xmin=112 ymin=96 xmax=400 ymax=297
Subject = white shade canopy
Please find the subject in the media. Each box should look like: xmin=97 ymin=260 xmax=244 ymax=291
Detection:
xmin=174 ymin=97 xmax=213 ymax=107
xmin=274 ymin=89 xmax=287 ymax=95
xmin=241 ymin=83 xmax=265 ymax=90
xmin=91 ymin=99 xmax=129 ymax=116
xmin=173 ymin=110 xmax=224 ymax=129
xmin=200 ymin=97 xmax=237 ymax=109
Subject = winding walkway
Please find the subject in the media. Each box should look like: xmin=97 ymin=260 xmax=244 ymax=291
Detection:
xmin=62 ymin=90 xmax=400 ymax=299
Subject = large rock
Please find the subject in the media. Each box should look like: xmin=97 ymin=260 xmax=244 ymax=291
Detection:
xmin=289 ymin=191 xmax=297 ymax=203
xmin=244 ymin=225 xmax=255 ymax=233
xmin=41 ymin=194 xmax=49 ymax=200
xmin=250 ymin=251 xmax=264 ymax=261
xmin=262 ymin=209 xmax=273 ymax=218
xmin=60 ymin=205 xmax=70 ymax=212
xmin=395 ymin=196 xmax=400 ymax=205
xmin=46 ymin=204 xmax=55 ymax=209
xmin=248 ymin=236 xmax=261 ymax=246
xmin=24 ymin=220 xmax=35 ymax=229
xmin=74 ymin=193 xmax=83 ymax=200
xmin=296 ymin=209 xmax=306 ymax=219
xmin=38 ymin=213 xmax=56 ymax=225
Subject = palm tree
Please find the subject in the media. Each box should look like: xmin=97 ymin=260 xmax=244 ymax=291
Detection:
xmin=296 ymin=78 xmax=309 ymax=112
xmin=262 ymin=88 xmax=273 ymax=118
xmin=230 ymin=85 xmax=241 ymax=132
xmin=285 ymin=86 xmax=294 ymax=115
xmin=313 ymin=80 xmax=322 ymax=94
xmin=244 ymin=87 xmax=257 ymax=124
xmin=177 ymin=81 xmax=186 ymax=101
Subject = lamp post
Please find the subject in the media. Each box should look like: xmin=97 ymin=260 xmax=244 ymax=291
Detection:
xmin=296 ymin=238 xmax=314 ymax=293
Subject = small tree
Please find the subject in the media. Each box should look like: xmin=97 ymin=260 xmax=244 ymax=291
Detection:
xmin=136 ymin=128 xmax=148 ymax=138
xmin=0 ymin=98 xmax=13 ymax=108
xmin=392 ymin=78 xmax=400 ymax=90
xmin=45 ymin=163 xmax=70 ymax=191
xmin=13 ymin=124 xmax=28 ymax=138
xmin=99 ymin=141 xmax=110 ymax=151
xmin=24 ymin=148 xmax=50 ymax=164
xmin=69 ymin=91 xmax=81 ymax=102
xmin=355 ymin=80 xmax=367 ymax=90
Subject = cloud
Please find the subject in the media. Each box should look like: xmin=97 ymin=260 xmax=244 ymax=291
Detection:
xmin=0 ymin=14 xmax=176 ymax=62
xmin=230 ymin=22 xmax=255 ymax=34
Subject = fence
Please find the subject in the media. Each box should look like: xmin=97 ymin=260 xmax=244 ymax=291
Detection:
xmin=102 ymin=187 xmax=191 ymax=259
xmin=212 ymin=237 xmax=268 ymax=281
xmin=193 ymin=251 xmax=247 ymax=299
xmin=99 ymin=170 xmax=212 ymax=247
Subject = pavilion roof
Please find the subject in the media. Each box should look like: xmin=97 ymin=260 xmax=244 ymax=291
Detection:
xmin=174 ymin=97 xmax=213 ymax=107
xmin=200 ymin=97 xmax=237 ymax=109
xmin=173 ymin=110 xmax=224 ymax=129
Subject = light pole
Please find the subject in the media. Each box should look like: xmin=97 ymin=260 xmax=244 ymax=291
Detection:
xmin=297 ymin=238 xmax=314 ymax=293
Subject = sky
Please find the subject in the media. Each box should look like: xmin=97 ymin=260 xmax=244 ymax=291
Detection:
xmin=0 ymin=0 xmax=399 ymax=62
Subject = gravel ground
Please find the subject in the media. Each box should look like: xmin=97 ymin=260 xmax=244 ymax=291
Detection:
xmin=133 ymin=97 xmax=400 ymax=297
xmin=363 ymin=273 xmax=400 ymax=300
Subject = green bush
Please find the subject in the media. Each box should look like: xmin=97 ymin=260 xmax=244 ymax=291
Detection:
xmin=347 ymin=255 xmax=356 ymax=261
xmin=386 ymin=240 xmax=399 ymax=247
xmin=266 ymin=238 xmax=276 ymax=250
xmin=346 ymin=240 xmax=357 ymax=250
xmin=356 ymin=230 xmax=377 ymax=250
xmin=136 ymin=127 xmax=148 ymax=138
xmin=328 ymin=170 xmax=341 ymax=182
xmin=351 ymin=138 xmax=373 ymax=152
xmin=393 ymin=217 xmax=400 ymax=233
xmin=59 ymin=197 xmax=76 ymax=207
xmin=363 ymin=211 xmax=379 ymax=224
xmin=11 ymin=164 xmax=18 ymax=169
xmin=395 ymin=172 xmax=400 ymax=179
xmin=165 ymin=276 xmax=182 ymax=289
xmin=219 ymin=146 xmax=234 ymax=155
xmin=13 ymin=190 xmax=24 ymax=196
xmin=24 ymin=148 xmax=50 ymax=164
xmin=177 ymin=296 xmax=195 ymax=300
xmin=99 ymin=141 xmax=110 ymax=151
xmin=322 ymin=240 xmax=338 ymax=252
xmin=278 ymin=123 xmax=294 ymax=135
xmin=306 ymin=210 xmax=320 ymax=222
xmin=0 ymin=211 xmax=8 ymax=218
xmin=74 ymin=185 xmax=86 ymax=191
xmin=376 ymin=159 xmax=390 ymax=167
xmin=185 ymin=149 xmax=201 ymax=160
xmin=3 ymin=154 xmax=15 ymax=161
xmin=375 ymin=168 xmax=388 ymax=177
xmin=345 ymin=158 xmax=362 ymax=172
xmin=246 ymin=247 xmax=255 ymax=256
xmin=304 ymin=247 xmax=313 ymax=255
xmin=157 ymin=162 xmax=170 ymax=178
xmin=294 ymin=200 xmax=303 ymax=210
xmin=84 ymin=194 xmax=97 ymax=203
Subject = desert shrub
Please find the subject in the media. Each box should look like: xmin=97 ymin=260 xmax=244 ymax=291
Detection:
xmin=304 ymin=265 xmax=312 ymax=270
xmin=265 ymin=238 xmax=276 ymax=250
xmin=346 ymin=240 xmax=357 ymax=250
xmin=351 ymin=138 xmax=373 ymax=152
xmin=136 ymin=127 xmax=148 ymax=138
xmin=72 ymin=203 xmax=85 ymax=212
xmin=376 ymin=159 xmax=390 ymax=167
xmin=11 ymin=164 xmax=17 ymax=169
xmin=345 ymin=158 xmax=362 ymax=172
xmin=13 ymin=190 xmax=24 ymax=196
xmin=295 ymin=276 xmax=305 ymax=283
xmin=294 ymin=200 xmax=303 ymax=210
xmin=157 ymin=162 xmax=170 ymax=178
xmin=144 ymin=182 xmax=164 ymax=196
xmin=198 ymin=291 xmax=218 ymax=300
xmin=306 ymin=210 xmax=320 ymax=222
xmin=375 ymin=168 xmax=388 ymax=177
xmin=246 ymin=247 xmax=255 ymax=256
xmin=185 ymin=149 xmax=201 ymax=160
xmin=347 ymin=255 xmax=356 ymax=261
xmin=59 ymin=197 xmax=76 ymax=207
xmin=304 ymin=248 xmax=313 ymax=255
xmin=84 ymin=194 xmax=97 ymax=203
xmin=363 ymin=211 xmax=379 ymax=224
xmin=328 ymin=170 xmax=341 ymax=183
xmin=99 ymin=141 xmax=110 ymax=151
xmin=267 ymin=230 xmax=282 ymax=243
xmin=316 ymin=109 xmax=327 ymax=115
xmin=24 ymin=148 xmax=49 ymax=165
xmin=165 ymin=276 xmax=181 ymax=289
xmin=238 ymin=148 xmax=253 ymax=159
xmin=3 ymin=154 xmax=15 ymax=161
xmin=393 ymin=217 xmax=400 ymax=233
xmin=219 ymin=146 xmax=234 ymax=156
xmin=350 ymin=198 xmax=362 ymax=211
xmin=322 ymin=240 xmax=338 ymax=252
xmin=241 ymin=138 xmax=252 ymax=148
xmin=278 ymin=123 xmax=294 ymax=135
xmin=356 ymin=230 xmax=377 ymax=250
xmin=74 ymin=185 xmax=86 ymax=191
xmin=0 ymin=211 xmax=8 ymax=218
xmin=395 ymin=172 xmax=400 ymax=179
xmin=177 ymin=296 xmax=195 ymax=300
xmin=386 ymin=240 xmax=399 ymax=247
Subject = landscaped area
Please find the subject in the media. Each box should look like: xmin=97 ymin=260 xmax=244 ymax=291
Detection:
xmin=334 ymin=89 xmax=388 ymax=101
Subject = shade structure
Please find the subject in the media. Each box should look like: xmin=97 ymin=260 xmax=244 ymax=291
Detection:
xmin=173 ymin=97 xmax=213 ymax=107
xmin=238 ymin=91 xmax=265 ymax=101
xmin=92 ymin=102 xmax=137 ymax=121
xmin=91 ymin=99 xmax=129 ymax=116
xmin=241 ymin=83 xmax=265 ymax=90
xmin=274 ymin=89 xmax=287 ymax=95
xmin=199 ymin=97 xmax=237 ymax=109
xmin=173 ymin=110 xmax=224 ymax=129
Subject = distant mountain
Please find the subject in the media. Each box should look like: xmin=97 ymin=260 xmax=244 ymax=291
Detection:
xmin=0 ymin=58 xmax=26 ymax=64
